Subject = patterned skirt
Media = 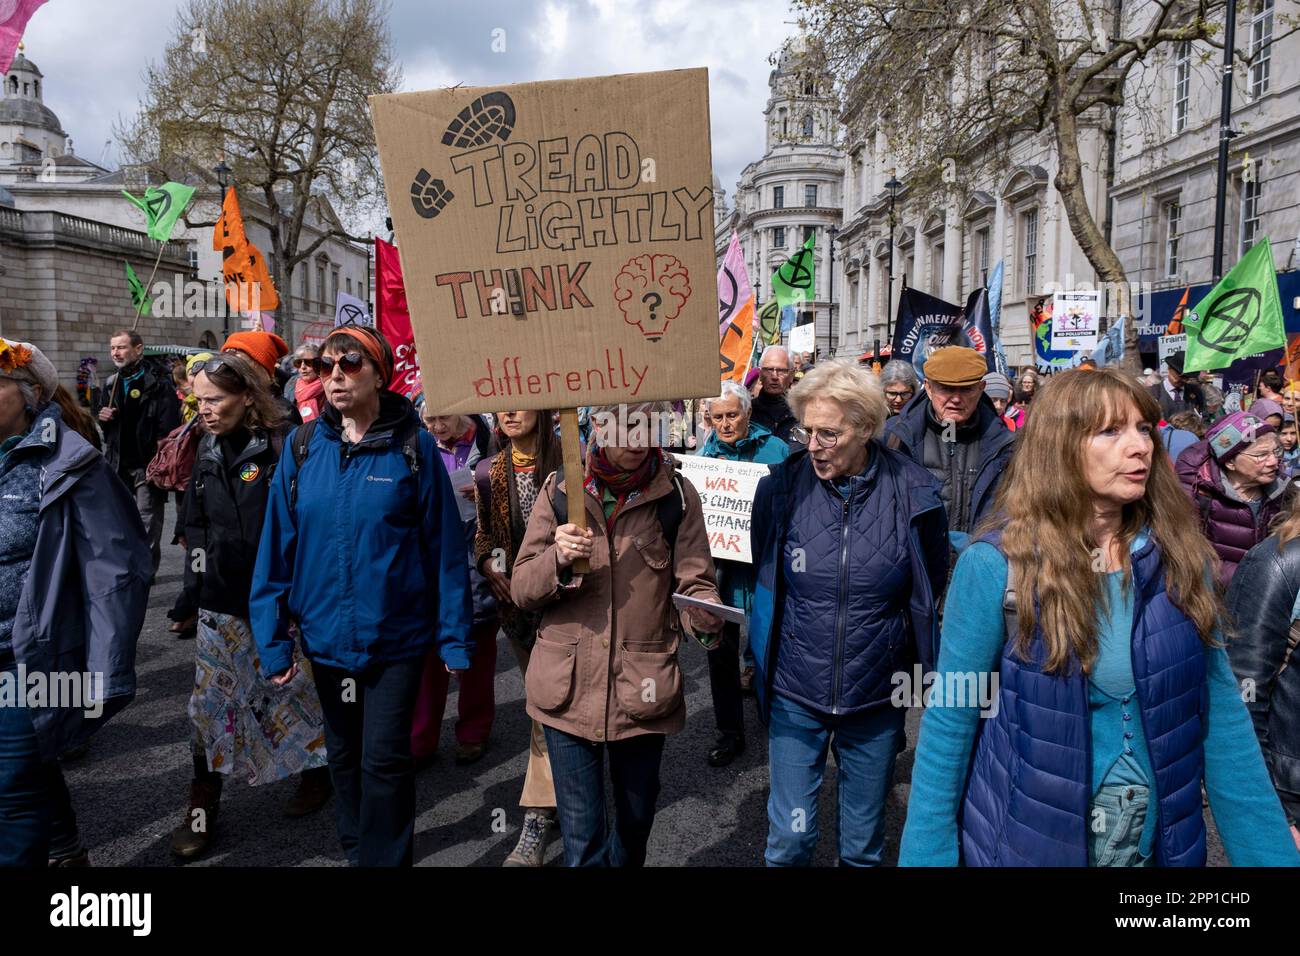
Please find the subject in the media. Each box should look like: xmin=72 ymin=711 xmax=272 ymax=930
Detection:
xmin=188 ymin=611 xmax=327 ymax=786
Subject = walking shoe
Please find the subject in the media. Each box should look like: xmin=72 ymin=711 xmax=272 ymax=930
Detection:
xmin=739 ymin=666 xmax=755 ymax=695
xmin=170 ymin=777 xmax=222 ymax=860
xmin=708 ymin=735 xmax=746 ymax=768
xmin=455 ymin=741 xmax=487 ymax=765
xmin=284 ymin=766 xmax=333 ymax=817
xmin=48 ymin=847 xmax=90 ymax=867
xmin=503 ymin=809 xmax=557 ymax=867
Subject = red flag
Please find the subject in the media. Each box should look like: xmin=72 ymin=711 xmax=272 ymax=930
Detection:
xmin=0 ymin=3 xmax=49 ymax=74
xmin=374 ymin=238 xmax=421 ymax=400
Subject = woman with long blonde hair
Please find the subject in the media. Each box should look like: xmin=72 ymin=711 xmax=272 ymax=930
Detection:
xmin=901 ymin=368 xmax=1299 ymax=866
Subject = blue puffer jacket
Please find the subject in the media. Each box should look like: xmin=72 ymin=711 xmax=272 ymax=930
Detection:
xmin=250 ymin=391 xmax=473 ymax=676
xmin=748 ymin=445 xmax=948 ymax=721
xmin=962 ymin=531 xmax=1209 ymax=866
xmin=698 ymin=421 xmax=789 ymax=613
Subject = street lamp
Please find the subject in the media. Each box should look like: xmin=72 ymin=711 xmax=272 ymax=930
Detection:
xmin=884 ymin=171 xmax=901 ymax=344
xmin=827 ymin=224 xmax=838 ymax=357
xmin=213 ymin=161 xmax=231 ymax=192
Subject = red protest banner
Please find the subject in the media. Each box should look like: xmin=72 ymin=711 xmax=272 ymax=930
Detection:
xmin=374 ymin=237 xmax=422 ymax=400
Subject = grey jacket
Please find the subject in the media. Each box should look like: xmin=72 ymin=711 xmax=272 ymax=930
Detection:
xmin=9 ymin=404 xmax=151 ymax=760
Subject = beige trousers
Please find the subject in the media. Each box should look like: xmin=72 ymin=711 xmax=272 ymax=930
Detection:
xmin=509 ymin=637 xmax=556 ymax=809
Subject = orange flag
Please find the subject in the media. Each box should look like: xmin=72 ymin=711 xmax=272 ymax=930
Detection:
xmin=1166 ymin=286 xmax=1189 ymax=335
xmin=213 ymin=187 xmax=280 ymax=313
xmin=719 ymin=298 xmax=755 ymax=384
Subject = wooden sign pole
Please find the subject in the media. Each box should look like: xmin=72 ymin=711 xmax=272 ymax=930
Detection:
xmin=559 ymin=408 xmax=589 ymax=575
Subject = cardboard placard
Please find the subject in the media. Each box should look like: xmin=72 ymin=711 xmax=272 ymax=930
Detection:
xmin=370 ymin=70 xmax=719 ymax=414
xmin=674 ymin=454 xmax=769 ymax=563
xmin=787 ymin=323 xmax=814 ymax=357
xmin=1050 ymin=290 xmax=1102 ymax=351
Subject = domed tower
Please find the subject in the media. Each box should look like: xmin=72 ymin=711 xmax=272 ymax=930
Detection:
xmin=764 ymin=35 xmax=835 ymax=152
xmin=0 ymin=45 xmax=70 ymax=177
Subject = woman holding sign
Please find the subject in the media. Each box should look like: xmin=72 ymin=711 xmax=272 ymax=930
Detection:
xmin=511 ymin=401 xmax=722 ymax=867
xmin=748 ymin=360 xmax=949 ymax=867
xmin=698 ymin=381 xmax=789 ymax=767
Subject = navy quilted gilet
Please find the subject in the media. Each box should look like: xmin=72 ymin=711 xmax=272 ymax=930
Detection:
xmin=960 ymin=533 xmax=1208 ymax=866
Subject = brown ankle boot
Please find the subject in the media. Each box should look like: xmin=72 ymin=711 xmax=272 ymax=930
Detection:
xmin=170 ymin=777 xmax=221 ymax=860
xmin=284 ymin=765 xmax=332 ymax=817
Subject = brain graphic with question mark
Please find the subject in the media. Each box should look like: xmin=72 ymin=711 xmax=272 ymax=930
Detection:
xmin=613 ymin=254 xmax=692 ymax=341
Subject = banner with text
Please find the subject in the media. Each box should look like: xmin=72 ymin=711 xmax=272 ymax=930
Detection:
xmin=1050 ymin=290 xmax=1102 ymax=351
xmin=673 ymin=454 xmax=768 ymax=563
xmin=371 ymin=69 xmax=718 ymax=413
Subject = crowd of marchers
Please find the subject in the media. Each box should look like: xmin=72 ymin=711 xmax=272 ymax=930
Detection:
xmin=1 ymin=327 xmax=1298 ymax=868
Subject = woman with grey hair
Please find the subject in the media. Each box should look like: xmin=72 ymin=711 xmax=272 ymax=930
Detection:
xmin=746 ymin=359 xmax=948 ymax=865
xmin=880 ymin=360 xmax=918 ymax=417
xmin=698 ymin=380 xmax=790 ymax=765
xmin=0 ymin=338 xmax=150 ymax=865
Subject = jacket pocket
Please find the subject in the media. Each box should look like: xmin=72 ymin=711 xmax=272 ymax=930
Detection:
xmin=617 ymin=638 xmax=681 ymax=720
xmin=526 ymin=628 xmax=580 ymax=712
xmin=632 ymin=533 xmax=671 ymax=571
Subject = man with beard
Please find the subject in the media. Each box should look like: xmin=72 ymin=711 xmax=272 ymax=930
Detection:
xmin=97 ymin=329 xmax=180 ymax=576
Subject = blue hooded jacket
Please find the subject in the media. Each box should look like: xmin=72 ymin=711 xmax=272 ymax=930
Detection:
xmin=747 ymin=445 xmax=948 ymax=721
xmin=250 ymin=391 xmax=473 ymax=675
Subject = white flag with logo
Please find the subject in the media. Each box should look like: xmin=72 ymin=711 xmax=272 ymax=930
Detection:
xmin=334 ymin=290 xmax=372 ymax=328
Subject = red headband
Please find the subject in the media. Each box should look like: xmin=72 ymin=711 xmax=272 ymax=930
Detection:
xmin=328 ymin=326 xmax=391 ymax=385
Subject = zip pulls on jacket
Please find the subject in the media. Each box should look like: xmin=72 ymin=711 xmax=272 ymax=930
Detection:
xmin=831 ymin=482 xmax=854 ymax=716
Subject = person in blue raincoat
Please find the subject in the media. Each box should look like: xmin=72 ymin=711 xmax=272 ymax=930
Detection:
xmin=250 ymin=325 xmax=473 ymax=868
xmin=0 ymin=338 xmax=150 ymax=867
xmin=697 ymin=380 xmax=788 ymax=767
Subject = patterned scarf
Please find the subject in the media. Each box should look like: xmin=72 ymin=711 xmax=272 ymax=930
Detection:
xmin=586 ymin=446 xmax=660 ymax=529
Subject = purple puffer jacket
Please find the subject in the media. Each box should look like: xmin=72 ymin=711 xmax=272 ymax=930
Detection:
xmin=1176 ymin=439 xmax=1294 ymax=585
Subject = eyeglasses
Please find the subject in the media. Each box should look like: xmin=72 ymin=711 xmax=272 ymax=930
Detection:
xmin=1243 ymin=446 xmax=1284 ymax=461
xmin=884 ymin=389 xmax=913 ymax=401
xmin=790 ymin=425 xmax=841 ymax=448
xmin=760 ymin=366 xmax=792 ymax=376
xmin=294 ymin=358 xmax=316 ymax=368
xmin=312 ymin=351 xmax=366 ymax=377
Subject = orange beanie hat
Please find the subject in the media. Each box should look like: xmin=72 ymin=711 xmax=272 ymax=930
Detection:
xmin=221 ymin=331 xmax=289 ymax=377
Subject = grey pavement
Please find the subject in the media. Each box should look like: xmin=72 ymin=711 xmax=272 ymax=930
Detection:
xmin=61 ymin=503 xmax=1225 ymax=866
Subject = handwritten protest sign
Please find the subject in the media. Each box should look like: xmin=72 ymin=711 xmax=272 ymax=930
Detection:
xmin=674 ymin=454 xmax=769 ymax=563
xmin=370 ymin=70 xmax=719 ymax=414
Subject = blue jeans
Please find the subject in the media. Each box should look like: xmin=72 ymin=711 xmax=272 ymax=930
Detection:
xmin=312 ymin=656 xmax=425 ymax=867
xmin=1089 ymin=784 xmax=1153 ymax=867
xmin=765 ymin=694 xmax=905 ymax=867
xmin=543 ymin=726 xmax=665 ymax=867
xmin=0 ymin=661 xmax=80 ymax=866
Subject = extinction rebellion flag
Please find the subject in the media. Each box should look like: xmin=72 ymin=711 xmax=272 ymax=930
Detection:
xmin=1183 ymin=237 xmax=1286 ymax=372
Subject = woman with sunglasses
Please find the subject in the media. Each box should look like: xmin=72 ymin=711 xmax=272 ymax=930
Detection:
xmin=287 ymin=344 xmax=324 ymax=423
xmin=169 ymin=352 xmax=331 ymax=860
xmin=747 ymin=360 xmax=948 ymax=866
xmin=250 ymin=325 xmax=473 ymax=867
xmin=1176 ymin=410 xmax=1296 ymax=585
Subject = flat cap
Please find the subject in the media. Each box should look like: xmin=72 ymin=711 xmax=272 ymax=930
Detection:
xmin=924 ymin=346 xmax=987 ymax=387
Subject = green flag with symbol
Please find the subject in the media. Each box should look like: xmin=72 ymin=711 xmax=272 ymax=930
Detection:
xmin=757 ymin=299 xmax=781 ymax=347
xmin=124 ymin=260 xmax=152 ymax=317
xmin=121 ymin=182 xmax=196 ymax=242
xmin=770 ymin=233 xmax=816 ymax=311
xmin=1183 ymin=237 xmax=1285 ymax=372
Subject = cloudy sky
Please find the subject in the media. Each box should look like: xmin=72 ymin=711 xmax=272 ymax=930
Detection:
xmin=21 ymin=0 xmax=798 ymax=201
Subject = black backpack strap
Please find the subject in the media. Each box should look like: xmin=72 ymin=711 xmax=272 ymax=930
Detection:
xmin=289 ymin=420 xmax=318 ymax=512
xmin=401 ymin=421 xmax=422 ymax=477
